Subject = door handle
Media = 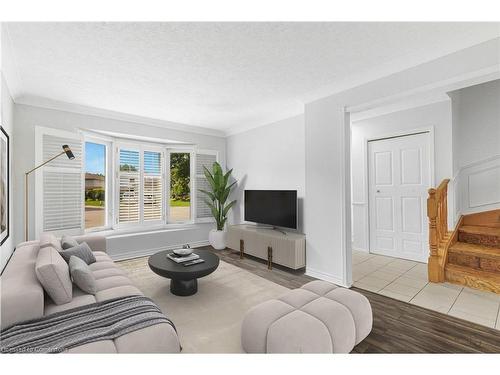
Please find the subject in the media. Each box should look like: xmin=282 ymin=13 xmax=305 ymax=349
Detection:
xmin=376 ymin=190 xmax=380 ymax=193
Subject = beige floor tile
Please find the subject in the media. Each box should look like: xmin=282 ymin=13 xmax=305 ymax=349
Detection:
xmin=352 ymin=251 xmax=374 ymax=265
xmin=378 ymin=289 xmax=413 ymax=302
xmin=449 ymin=289 xmax=500 ymax=322
xmin=355 ymin=274 xmax=392 ymax=291
xmin=392 ymin=275 xmax=428 ymax=289
xmin=404 ymin=263 xmax=428 ymax=281
xmin=352 ymin=252 xmax=500 ymax=330
xmin=363 ymin=255 xmax=396 ymax=266
xmin=353 ymin=281 xmax=383 ymax=293
xmin=381 ymin=280 xmax=423 ymax=298
xmin=353 ymin=261 xmax=382 ymax=276
xmin=352 ymin=267 xmax=373 ymax=282
xmin=369 ymin=268 xmax=403 ymax=282
xmin=410 ymin=283 xmax=462 ymax=314
xmin=460 ymin=286 xmax=500 ymax=302
xmin=448 ymin=309 xmax=496 ymax=328
xmin=382 ymin=260 xmax=418 ymax=273
xmin=441 ymin=282 xmax=464 ymax=291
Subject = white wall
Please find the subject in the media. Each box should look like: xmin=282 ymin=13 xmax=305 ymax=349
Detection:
xmin=449 ymin=79 xmax=500 ymax=215
xmin=304 ymin=38 xmax=499 ymax=288
xmin=452 ymin=80 xmax=500 ymax=169
xmin=12 ymin=104 xmax=226 ymax=259
xmin=350 ymin=101 xmax=453 ymax=252
xmin=1 ymin=74 xmax=15 ymax=272
xmin=226 ymin=115 xmax=305 ymax=233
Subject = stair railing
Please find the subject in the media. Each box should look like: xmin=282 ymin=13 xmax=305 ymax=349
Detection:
xmin=427 ymin=179 xmax=451 ymax=282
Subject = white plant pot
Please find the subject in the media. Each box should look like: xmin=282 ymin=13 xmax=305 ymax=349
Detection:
xmin=209 ymin=229 xmax=226 ymax=250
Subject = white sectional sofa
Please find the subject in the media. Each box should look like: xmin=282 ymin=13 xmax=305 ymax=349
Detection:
xmin=0 ymin=234 xmax=180 ymax=353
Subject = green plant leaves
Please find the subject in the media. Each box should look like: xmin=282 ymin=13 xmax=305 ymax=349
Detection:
xmin=200 ymin=161 xmax=237 ymax=231
xmin=223 ymin=200 xmax=237 ymax=217
xmin=198 ymin=189 xmax=215 ymax=202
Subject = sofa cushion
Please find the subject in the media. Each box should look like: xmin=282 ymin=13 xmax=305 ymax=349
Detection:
xmin=69 ymin=256 xmax=97 ymax=294
xmin=45 ymin=291 xmax=97 ymax=315
xmin=89 ymin=261 xmax=118 ymax=272
xmin=114 ymin=323 xmax=180 ymax=353
xmin=35 ymin=247 xmax=73 ymax=305
xmin=61 ymin=234 xmax=79 ymax=250
xmin=66 ymin=340 xmax=117 ymax=353
xmin=39 ymin=232 xmax=62 ymax=251
xmin=95 ymin=276 xmax=134 ymax=292
xmin=59 ymin=242 xmax=96 ymax=265
xmin=95 ymin=285 xmax=143 ymax=302
xmin=92 ymin=267 xmax=126 ymax=280
xmin=93 ymin=252 xmax=113 ymax=263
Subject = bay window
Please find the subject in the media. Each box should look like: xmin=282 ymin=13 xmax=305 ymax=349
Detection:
xmin=36 ymin=126 xmax=219 ymax=236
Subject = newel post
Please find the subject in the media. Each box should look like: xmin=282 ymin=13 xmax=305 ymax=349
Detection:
xmin=427 ymin=188 xmax=443 ymax=282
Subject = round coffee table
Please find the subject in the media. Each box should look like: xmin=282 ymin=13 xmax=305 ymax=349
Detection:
xmin=148 ymin=249 xmax=220 ymax=296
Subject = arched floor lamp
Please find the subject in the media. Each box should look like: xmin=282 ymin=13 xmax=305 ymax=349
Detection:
xmin=25 ymin=145 xmax=75 ymax=241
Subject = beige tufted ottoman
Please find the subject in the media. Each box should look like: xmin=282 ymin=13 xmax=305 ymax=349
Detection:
xmin=241 ymin=280 xmax=372 ymax=353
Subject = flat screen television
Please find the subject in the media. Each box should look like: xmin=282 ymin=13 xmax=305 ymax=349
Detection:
xmin=244 ymin=190 xmax=297 ymax=229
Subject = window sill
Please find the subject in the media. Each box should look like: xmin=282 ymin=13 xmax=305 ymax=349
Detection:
xmin=86 ymin=221 xmax=214 ymax=239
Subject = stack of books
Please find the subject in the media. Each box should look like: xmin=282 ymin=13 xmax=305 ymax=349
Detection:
xmin=166 ymin=252 xmax=200 ymax=263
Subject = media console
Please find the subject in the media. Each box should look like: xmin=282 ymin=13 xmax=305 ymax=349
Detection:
xmin=227 ymin=225 xmax=306 ymax=270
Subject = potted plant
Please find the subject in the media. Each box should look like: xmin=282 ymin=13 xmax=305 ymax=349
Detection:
xmin=199 ymin=162 xmax=236 ymax=250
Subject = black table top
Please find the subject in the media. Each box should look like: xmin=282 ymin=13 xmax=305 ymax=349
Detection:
xmin=148 ymin=249 xmax=220 ymax=280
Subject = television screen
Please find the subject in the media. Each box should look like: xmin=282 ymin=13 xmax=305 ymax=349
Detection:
xmin=244 ymin=190 xmax=297 ymax=229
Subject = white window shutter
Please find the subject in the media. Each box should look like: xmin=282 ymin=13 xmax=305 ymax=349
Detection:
xmin=195 ymin=151 xmax=218 ymax=221
xmin=117 ymin=148 xmax=140 ymax=224
xmin=35 ymin=127 xmax=83 ymax=238
xmin=143 ymin=150 xmax=163 ymax=222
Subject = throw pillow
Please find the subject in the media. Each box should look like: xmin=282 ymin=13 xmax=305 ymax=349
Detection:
xmin=69 ymin=256 xmax=97 ymax=294
xmin=35 ymin=246 xmax=73 ymax=305
xmin=39 ymin=232 xmax=63 ymax=251
xmin=59 ymin=242 xmax=97 ymax=265
xmin=61 ymin=234 xmax=79 ymax=250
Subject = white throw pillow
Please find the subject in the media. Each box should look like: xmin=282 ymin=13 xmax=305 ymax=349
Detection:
xmin=35 ymin=246 xmax=73 ymax=305
xmin=69 ymin=256 xmax=97 ymax=294
xmin=39 ymin=232 xmax=63 ymax=252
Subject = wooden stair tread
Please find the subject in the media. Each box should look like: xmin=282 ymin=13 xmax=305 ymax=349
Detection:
xmin=445 ymin=264 xmax=500 ymax=293
xmin=462 ymin=209 xmax=500 ymax=228
xmin=446 ymin=263 xmax=499 ymax=277
xmin=449 ymin=241 xmax=500 ymax=260
xmin=459 ymin=225 xmax=500 ymax=237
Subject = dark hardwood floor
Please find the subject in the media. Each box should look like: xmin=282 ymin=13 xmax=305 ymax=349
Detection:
xmin=203 ymin=246 xmax=500 ymax=353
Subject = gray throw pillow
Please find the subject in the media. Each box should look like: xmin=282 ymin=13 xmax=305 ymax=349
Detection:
xmin=61 ymin=234 xmax=79 ymax=250
xmin=69 ymin=256 xmax=97 ymax=294
xmin=59 ymin=242 xmax=97 ymax=265
xmin=35 ymin=246 xmax=73 ymax=305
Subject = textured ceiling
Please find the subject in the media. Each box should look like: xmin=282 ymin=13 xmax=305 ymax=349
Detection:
xmin=4 ymin=22 xmax=500 ymax=133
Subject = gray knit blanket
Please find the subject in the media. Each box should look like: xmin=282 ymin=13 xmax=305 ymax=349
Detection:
xmin=0 ymin=295 xmax=176 ymax=353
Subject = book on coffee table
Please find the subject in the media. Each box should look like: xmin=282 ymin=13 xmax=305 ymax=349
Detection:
xmin=166 ymin=252 xmax=200 ymax=263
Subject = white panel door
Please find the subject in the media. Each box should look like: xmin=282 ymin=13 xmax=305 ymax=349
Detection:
xmin=368 ymin=132 xmax=431 ymax=262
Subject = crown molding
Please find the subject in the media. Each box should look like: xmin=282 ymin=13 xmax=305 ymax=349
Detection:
xmin=14 ymin=95 xmax=227 ymax=138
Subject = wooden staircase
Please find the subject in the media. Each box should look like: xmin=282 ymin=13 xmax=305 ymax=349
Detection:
xmin=427 ymin=182 xmax=500 ymax=294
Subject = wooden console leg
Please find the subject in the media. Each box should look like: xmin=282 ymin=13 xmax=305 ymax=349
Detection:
xmin=240 ymin=239 xmax=244 ymax=259
xmin=267 ymin=246 xmax=273 ymax=270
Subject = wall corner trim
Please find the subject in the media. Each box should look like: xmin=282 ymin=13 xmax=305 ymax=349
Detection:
xmin=305 ymin=267 xmax=352 ymax=288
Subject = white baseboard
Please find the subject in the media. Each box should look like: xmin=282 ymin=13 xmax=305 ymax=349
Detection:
xmin=305 ymin=268 xmax=352 ymax=288
xmin=110 ymin=240 xmax=210 ymax=261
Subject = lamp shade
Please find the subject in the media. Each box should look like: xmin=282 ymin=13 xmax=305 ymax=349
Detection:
xmin=62 ymin=145 xmax=75 ymax=160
